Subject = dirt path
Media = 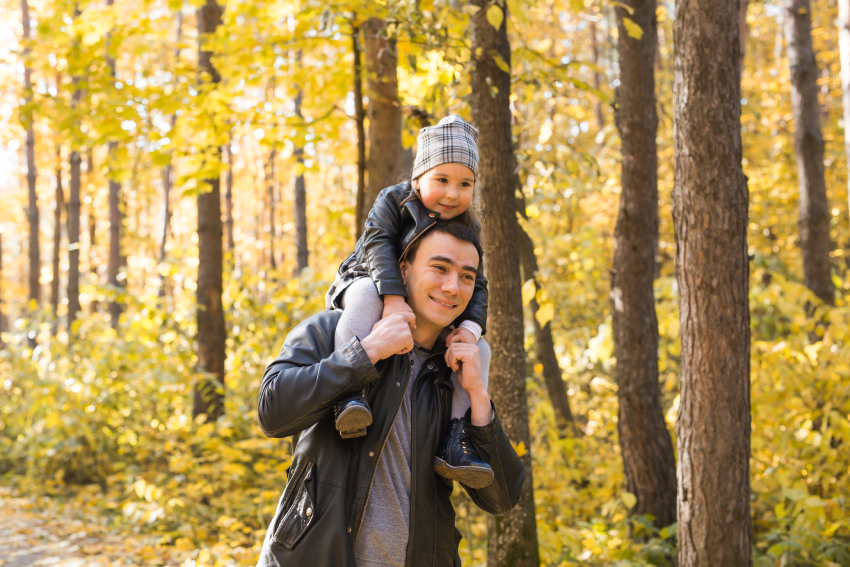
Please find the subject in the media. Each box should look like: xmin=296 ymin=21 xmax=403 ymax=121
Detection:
xmin=0 ymin=493 xmax=179 ymax=567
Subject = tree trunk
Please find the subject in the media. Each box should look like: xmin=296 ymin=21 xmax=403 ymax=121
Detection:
xmin=469 ymin=2 xmax=540 ymax=566
xmin=352 ymin=22 xmax=367 ymax=238
xmin=224 ymin=134 xmax=235 ymax=255
xmin=673 ymin=1 xmax=752 ymax=565
xmin=740 ymin=0 xmax=749 ymax=68
xmin=87 ymin=151 xmax=98 ymax=314
xmin=840 ymin=0 xmax=850 ymax=230
xmin=266 ymin=144 xmax=277 ymax=271
xmin=613 ymin=0 xmax=677 ymax=531
xmin=67 ymin=55 xmax=83 ymax=331
xmin=293 ymin=75 xmax=308 ymax=275
xmin=50 ymin=147 xmax=64 ymax=315
xmin=361 ymin=18 xmax=402 ymax=221
xmin=22 ymin=0 xmax=39 ymax=307
xmin=106 ymin=0 xmax=123 ymax=327
xmin=159 ymin=10 xmax=182 ymax=298
xmin=194 ymin=0 xmax=226 ymax=421
xmin=589 ymin=20 xmax=604 ymax=129
xmin=785 ymin=0 xmax=834 ymax=305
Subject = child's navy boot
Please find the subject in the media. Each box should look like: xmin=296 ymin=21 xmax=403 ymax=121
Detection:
xmin=334 ymin=388 xmax=372 ymax=438
xmin=433 ymin=417 xmax=494 ymax=489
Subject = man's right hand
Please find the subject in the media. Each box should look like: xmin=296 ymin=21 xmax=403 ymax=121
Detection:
xmin=360 ymin=312 xmax=416 ymax=364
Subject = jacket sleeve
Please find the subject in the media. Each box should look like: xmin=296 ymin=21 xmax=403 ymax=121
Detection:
xmin=462 ymin=404 xmax=525 ymax=515
xmin=453 ymin=261 xmax=488 ymax=335
xmin=257 ymin=317 xmax=378 ymax=438
xmin=355 ymin=185 xmax=409 ymax=298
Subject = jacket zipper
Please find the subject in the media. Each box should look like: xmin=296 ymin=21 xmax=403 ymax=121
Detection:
xmin=354 ymin=352 xmax=414 ymax=541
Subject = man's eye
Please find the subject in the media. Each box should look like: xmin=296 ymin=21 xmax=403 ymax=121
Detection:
xmin=433 ymin=265 xmax=446 ymax=271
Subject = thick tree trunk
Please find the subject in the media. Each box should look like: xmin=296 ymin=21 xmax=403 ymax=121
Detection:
xmin=352 ymin=23 xmax=367 ymax=238
xmin=517 ymin=226 xmax=574 ymax=427
xmin=361 ymin=18 xmax=402 ymax=220
xmin=740 ymin=0 xmax=749 ymax=67
xmin=22 ymin=0 xmax=39 ymax=307
xmin=194 ymin=0 xmax=226 ymax=421
xmin=612 ymin=0 xmax=677 ymax=531
xmin=785 ymin=0 xmax=834 ymax=305
xmin=50 ymin=147 xmax=64 ymax=315
xmin=293 ymin=80 xmax=308 ymax=275
xmin=673 ymin=1 xmax=752 ymax=565
xmin=87 ymin=151 xmax=98 ymax=314
xmin=589 ymin=20 xmax=604 ymax=129
xmin=841 ymin=0 xmax=850 ymax=229
xmin=469 ymin=2 xmax=540 ymax=566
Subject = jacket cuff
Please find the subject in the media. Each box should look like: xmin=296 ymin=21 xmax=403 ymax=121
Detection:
xmin=341 ymin=337 xmax=379 ymax=387
xmin=463 ymin=402 xmax=498 ymax=445
xmin=458 ymin=321 xmax=483 ymax=343
xmin=374 ymin=280 xmax=408 ymax=299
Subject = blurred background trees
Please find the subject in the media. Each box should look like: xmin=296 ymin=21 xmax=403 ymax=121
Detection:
xmin=1 ymin=0 xmax=850 ymax=565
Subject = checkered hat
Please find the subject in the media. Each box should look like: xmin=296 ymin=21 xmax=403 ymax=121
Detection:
xmin=412 ymin=115 xmax=480 ymax=180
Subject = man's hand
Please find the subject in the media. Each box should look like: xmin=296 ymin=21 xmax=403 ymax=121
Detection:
xmin=445 ymin=327 xmax=476 ymax=346
xmin=382 ymin=294 xmax=415 ymax=324
xmin=360 ymin=312 xmax=416 ymax=364
xmin=445 ymin=342 xmax=491 ymax=426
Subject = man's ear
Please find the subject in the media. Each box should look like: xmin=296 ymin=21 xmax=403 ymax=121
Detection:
xmin=399 ymin=259 xmax=409 ymax=285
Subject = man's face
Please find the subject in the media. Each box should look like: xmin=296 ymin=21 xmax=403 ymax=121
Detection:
xmin=400 ymin=231 xmax=479 ymax=330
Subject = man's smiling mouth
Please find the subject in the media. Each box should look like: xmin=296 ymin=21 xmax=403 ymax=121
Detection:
xmin=430 ymin=295 xmax=457 ymax=309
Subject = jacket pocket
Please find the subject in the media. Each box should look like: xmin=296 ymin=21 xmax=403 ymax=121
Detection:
xmin=273 ymin=461 xmax=316 ymax=550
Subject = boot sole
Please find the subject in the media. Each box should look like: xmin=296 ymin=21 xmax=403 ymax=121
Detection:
xmin=433 ymin=457 xmax=495 ymax=489
xmin=336 ymin=406 xmax=372 ymax=438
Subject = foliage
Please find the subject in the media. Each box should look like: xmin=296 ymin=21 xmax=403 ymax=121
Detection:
xmin=1 ymin=0 xmax=850 ymax=565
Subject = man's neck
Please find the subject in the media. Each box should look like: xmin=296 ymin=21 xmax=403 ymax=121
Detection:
xmin=410 ymin=320 xmax=443 ymax=351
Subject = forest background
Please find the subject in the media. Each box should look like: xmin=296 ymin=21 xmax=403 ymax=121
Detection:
xmin=1 ymin=0 xmax=850 ymax=565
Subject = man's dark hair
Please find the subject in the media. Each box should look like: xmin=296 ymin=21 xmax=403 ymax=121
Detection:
xmin=403 ymin=220 xmax=484 ymax=268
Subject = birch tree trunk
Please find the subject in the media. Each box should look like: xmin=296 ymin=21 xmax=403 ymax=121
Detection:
xmin=361 ymin=18 xmax=402 ymax=219
xmin=613 ymin=0 xmax=677 ymax=530
xmin=469 ymin=2 xmax=540 ymax=565
xmin=22 ymin=0 xmax=40 ymax=307
xmin=785 ymin=0 xmax=834 ymax=305
xmin=194 ymin=0 xmax=226 ymax=421
xmin=67 ymin=69 xmax=83 ymax=331
xmin=673 ymin=0 xmax=752 ymax=564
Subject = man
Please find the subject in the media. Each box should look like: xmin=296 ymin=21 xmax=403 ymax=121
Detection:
xmin=256 ymin=221 xmax=524 ymax=566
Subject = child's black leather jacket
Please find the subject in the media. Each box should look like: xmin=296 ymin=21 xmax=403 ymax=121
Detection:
xmin=255 ymin=310 xmax=524 ymax=566
xmin=344 ymin=181 xmax=489 ymax=334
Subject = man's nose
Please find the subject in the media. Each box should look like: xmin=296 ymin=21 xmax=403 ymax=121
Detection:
xmin=442 ymin=272 xmax=460 ymax=295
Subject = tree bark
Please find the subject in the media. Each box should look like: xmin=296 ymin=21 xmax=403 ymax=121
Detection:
xmin=517 ymin=225 xmax=574 ymax=427
xmin=293 ymin=72 xmax=308 ymax=275
xmin=67 ymin=68 xmax=83 ymax=331
xmin=361 ymin=18 xmax=402 ymax=221
xmin=87 ymin=151 xmax=98 ymax=314
xmin=673 ymin=1 xmax=752 ymax=565
xmin=612 ymin=0 xmax=677 ymax=531
xmin=194 ymin=0 xmax=226 ymax=421
xmin=50 ymin=147 xmax=64 ymax=315
xmin=784 ymin=0 xmax=834 ymax=305
xmin=352 ymin=22 xmax=367 ymax=238
xmin=589 ymin=20 xmax=604 ymax=129
xmin=223 ymin=134 xmax=234 ymax=255
xmin=159 ymin=10 xmax=182 ymax=298
xmin=740 ymin=0 xmax=749 ymax=68
xmin=469 ymin=2 xmax=540 ymax=566
xmin=22 ymin=0 xmax=39 ymax=307
xmin=841 ymin=0 xmax=850 ymax=230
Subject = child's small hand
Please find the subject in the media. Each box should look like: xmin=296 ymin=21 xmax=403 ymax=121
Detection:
xmin=445 ymin=327 xmax=476 ymax=345
xmin=382 ymin=295 xmax=415 ymax=328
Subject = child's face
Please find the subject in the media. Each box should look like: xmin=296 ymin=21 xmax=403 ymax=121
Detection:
xmin=416 ymin=163 xmax=475 ymax=219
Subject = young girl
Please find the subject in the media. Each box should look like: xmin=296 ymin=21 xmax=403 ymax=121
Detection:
xmin=325 ymin=114 xmax=494 ymax=488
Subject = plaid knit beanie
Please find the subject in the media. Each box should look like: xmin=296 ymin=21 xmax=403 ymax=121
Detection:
xmin=412 ymin=115 xmax=480 ymax=180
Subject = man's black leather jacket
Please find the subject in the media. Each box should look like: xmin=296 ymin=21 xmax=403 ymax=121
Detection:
xmin=352 ymin=181 xmax=489 ymax=334
xmin=255 ymin=310 xmax=524 ymax=567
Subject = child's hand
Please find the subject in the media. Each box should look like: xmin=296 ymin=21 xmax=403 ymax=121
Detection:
xmin=382 ymin=294 xmax=415 ymax=327
xmin=445 ymin=327 xmax=476 ymax=345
